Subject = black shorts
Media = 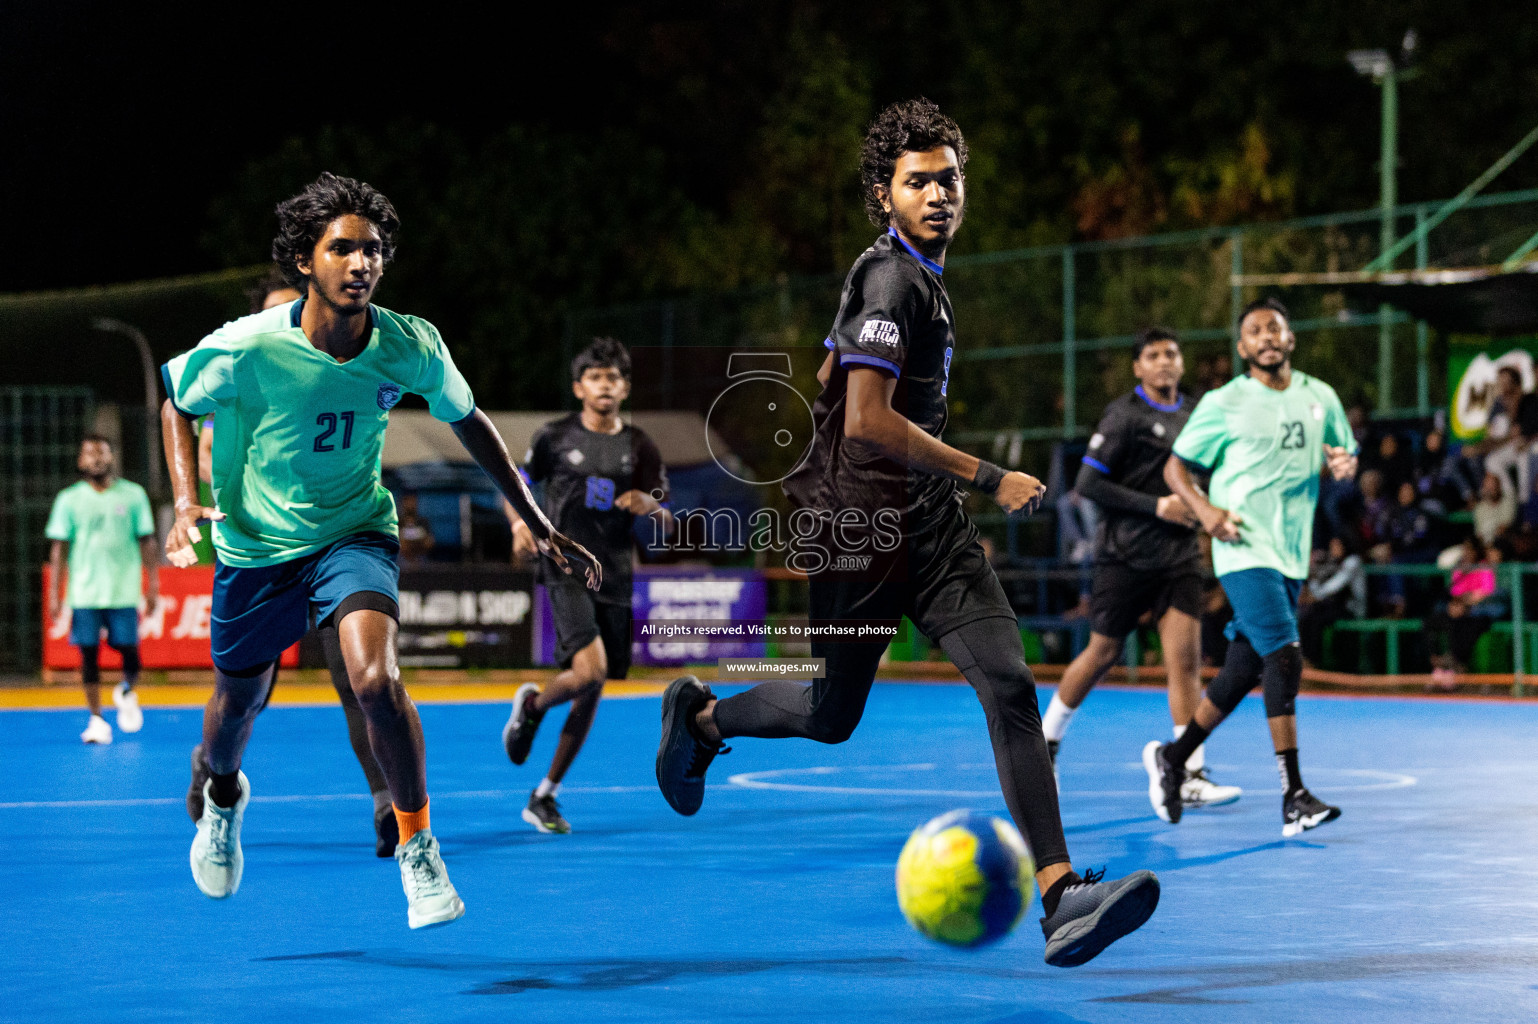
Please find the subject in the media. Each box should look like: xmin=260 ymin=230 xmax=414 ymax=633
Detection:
xmin=1088 ymin=561 xmax=1203 ymax=640
xmin=547 ymin=583 xmax=632 ymax=678
xmin=809 ymin=511 xmax=1013 ymax=685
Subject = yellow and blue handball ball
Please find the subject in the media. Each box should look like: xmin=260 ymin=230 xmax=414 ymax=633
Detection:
xmin=895 ymin=809 xmax=1035 ymax=948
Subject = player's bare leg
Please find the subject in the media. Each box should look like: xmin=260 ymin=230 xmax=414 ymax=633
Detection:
xmin=507 ymin=636 xmax=605 ymax=833
xmin=336 ymin=607 xmax=462 ymax=926
xmin=189 ymin=662 xmax=273 ymax=897
xmin=335 ymin=609 xmax=426 ymax=814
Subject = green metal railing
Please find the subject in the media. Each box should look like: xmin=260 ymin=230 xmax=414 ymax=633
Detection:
xmin=569 ymin=188 xmax=1538 ymax=453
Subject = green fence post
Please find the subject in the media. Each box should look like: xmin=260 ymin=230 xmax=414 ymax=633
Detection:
xmin=1415 ymin=205 xmax=1430 ymax=414
xmin=1230 ymin=232 xmax=1244 ymax=372
xmin=1062 ymin=247 xmax=1076 ymax=438
xmin=1512 ymin=563 xmax=1525 ymax=698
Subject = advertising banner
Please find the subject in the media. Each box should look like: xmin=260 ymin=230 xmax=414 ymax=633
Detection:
xmin=43 ymin=566 xmax=299 ymax=670
xmin=535 ymin=569 xmax=767 ymax=667
xmin=1449 ymin=337 xmax=1538 ymax=439
xmin=395 ymin=564 xmax=535 ymax=668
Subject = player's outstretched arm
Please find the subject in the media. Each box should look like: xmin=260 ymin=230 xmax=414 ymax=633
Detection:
xmin=843 ymin=366 xmax=1044 ymax=515
xmin=451 ymin=409 xmax=602 ymax=591
xmin=160 ymin=400 xmax=224 ymax=568
xmin=1163 ymin=455 xmax=1241 ymax=542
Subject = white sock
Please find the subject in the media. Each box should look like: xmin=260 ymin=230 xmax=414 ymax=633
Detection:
xmin=1173 ymin=724 xmax=1206 ymax=772
xmin=1042 ymin=694 xmax=1076 ymax=742
xmin=535 ymin=778 xmax=560 ymax=799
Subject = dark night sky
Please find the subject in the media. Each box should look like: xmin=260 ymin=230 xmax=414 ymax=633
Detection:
xmin=0 ymin=4 xmax=627 ymax=292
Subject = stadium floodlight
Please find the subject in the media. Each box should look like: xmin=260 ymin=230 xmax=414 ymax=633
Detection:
xmin=1347 ymin=48 xmax=1392 ymax=79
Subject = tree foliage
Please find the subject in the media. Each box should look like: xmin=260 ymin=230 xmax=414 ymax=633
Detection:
xmin=201 ymin=0 xmax=1538 ymax=408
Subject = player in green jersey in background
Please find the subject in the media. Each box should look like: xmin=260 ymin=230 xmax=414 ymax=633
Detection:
xmin=1147 ymin=297 xmax=1358 ymax=837
xmin=45 ymin=435 xmax=159 ymax=744
xmin=161 ymin=173 xmax=599 ymax=927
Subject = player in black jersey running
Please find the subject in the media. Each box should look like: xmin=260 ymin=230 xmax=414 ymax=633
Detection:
xmin=654 ymin=99 xmax=1158 ymax=968
xmin=1042 ymin=329 xmax=1242 ymax=810
xmin=503 ymin=338 xmax=672 ymax=833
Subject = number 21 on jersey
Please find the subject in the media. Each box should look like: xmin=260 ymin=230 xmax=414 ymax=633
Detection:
xmin=314 ymin=411 xmax=355 ymax=452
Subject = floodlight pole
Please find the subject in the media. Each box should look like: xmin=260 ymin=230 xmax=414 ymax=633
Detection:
xmin=92 ymin=318 xmax=162 ymax=500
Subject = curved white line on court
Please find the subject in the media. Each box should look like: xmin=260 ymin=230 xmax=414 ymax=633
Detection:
xmin=726 ymin=764 xmax=1417 ymax=798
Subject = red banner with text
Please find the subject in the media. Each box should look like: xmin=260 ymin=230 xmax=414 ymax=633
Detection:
xmin=42 ymin=567 xmax=299 ymax=670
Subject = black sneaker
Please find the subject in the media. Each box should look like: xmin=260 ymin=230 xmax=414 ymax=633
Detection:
xmin=656 ymin=676 xmax=727 ymax=816
xmin=1282 ymin=788 xmax=1341 ymax=837
xmin=1041 ymin=868 xmax=1161 ymax=967
xmin=186 ymin=743 xmax=210 ymax=823
xmin=502 ymin=683 xmax=545 ymax=766
xmin=522 ymin=791 xmax=571 ymax=834
xmin=375 ymin=801 xmax=400 ymax=857
xmin=1141 ymin=740 xmax=1184 ymax=823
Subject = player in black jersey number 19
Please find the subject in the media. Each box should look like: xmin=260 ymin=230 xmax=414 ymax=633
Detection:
xmin=504 ymin=339 xmax=672 ymax=834
xmin=654 ymin=99 xmax=1158 ymax=967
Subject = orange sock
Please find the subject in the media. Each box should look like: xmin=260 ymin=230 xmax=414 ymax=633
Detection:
xmin=393 ymin=798 xmax=431 ymax=846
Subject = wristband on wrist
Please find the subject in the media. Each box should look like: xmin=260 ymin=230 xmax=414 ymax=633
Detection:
xmin=972 ymin=460 xmax=1008 ymax=495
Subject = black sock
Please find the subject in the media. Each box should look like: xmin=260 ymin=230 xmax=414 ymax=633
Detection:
xmin=209 ymin=770 xmax=242 ymax=809
xmin=1041 ymin=870 xmax=1082 ymax=919
xmin=1165 ymin=721 xmax=1211 ymax=768
xmin=1276 ymin=748 xmax=1303 ymax=796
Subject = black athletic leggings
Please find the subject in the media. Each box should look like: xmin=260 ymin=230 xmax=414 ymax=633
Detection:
xmin=713 ymin=615 xmax=1069 ymax=869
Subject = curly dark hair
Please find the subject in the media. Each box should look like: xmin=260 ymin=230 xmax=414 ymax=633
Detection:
xmin=859 ymin=98 xmax=968 ymax=228
xmin=271 ymin=172 xmax=400 ymax=289
xmin=571 ymin=336 xmax=631 ymax=382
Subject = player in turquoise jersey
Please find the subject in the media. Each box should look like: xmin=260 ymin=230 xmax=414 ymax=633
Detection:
xmin=182 ymin=269 xmax=408 ymax=860
xmin=160 ymin=173 xmax=599 ymax=928
xmin=1147 ymin=297 xmax=1358 ymax=838
xmin=45 ymin=435 xmax=159 ymax=744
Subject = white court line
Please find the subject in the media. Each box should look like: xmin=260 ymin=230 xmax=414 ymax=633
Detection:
xmin=727 ymin=764 xmax=1418 ymax=798
xmin=0 ymin=785 xmax=655 ymax=811
xmin=0 ymin=767 xmax=1417 ymax=810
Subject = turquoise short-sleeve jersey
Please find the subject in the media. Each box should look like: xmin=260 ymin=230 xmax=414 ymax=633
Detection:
xmin=1172 ymin=370 xmax=1355 ymax=580
xmin=161 ymin=301 xmax=475 ymax=567
xmin=44 ymin=478 xmax=155 ymax=608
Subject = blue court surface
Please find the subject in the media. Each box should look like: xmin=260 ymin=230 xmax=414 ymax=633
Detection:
xmin=5 ymin=683 xmax=1538 ymax=1024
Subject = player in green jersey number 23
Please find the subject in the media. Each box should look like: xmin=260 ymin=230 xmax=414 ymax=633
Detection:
xmin=1150 ymin=297 xmax=1358 ymax=839
xmin=161 ymin=173 xmax=600 ymax=928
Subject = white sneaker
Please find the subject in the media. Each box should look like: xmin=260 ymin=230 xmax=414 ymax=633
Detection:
xmin=1181 ymin=767 xmax=1243 ymax=808
xmin=190 ymin=772 xmax=248 ymax=898
xmin=396 ymin=829 xmax=465 ymax=929
xmin=80 ymin=715 xmax=112 ymax=744
xmin=112 ymin=684 xmax=143 ymax=733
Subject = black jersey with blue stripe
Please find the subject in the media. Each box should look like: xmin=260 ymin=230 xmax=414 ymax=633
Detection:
xmin=524 ymin=413 xmax=668 ymax=604
xmin=783 ymin=229 xmax=959 ymax=530
xmin=1079 ymin=387 xmax=1200 ymax=570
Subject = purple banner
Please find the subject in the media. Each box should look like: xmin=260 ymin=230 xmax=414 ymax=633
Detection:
xmin=534 ymin=569 xmax=768 ymax=667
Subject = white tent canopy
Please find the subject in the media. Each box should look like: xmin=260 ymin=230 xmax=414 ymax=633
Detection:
xmin=381 ymin=410 xmax=724 ymax=469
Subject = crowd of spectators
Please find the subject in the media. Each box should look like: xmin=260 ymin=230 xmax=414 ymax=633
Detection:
xmin=1297 ymin=364 xmax=1538 ymax=679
